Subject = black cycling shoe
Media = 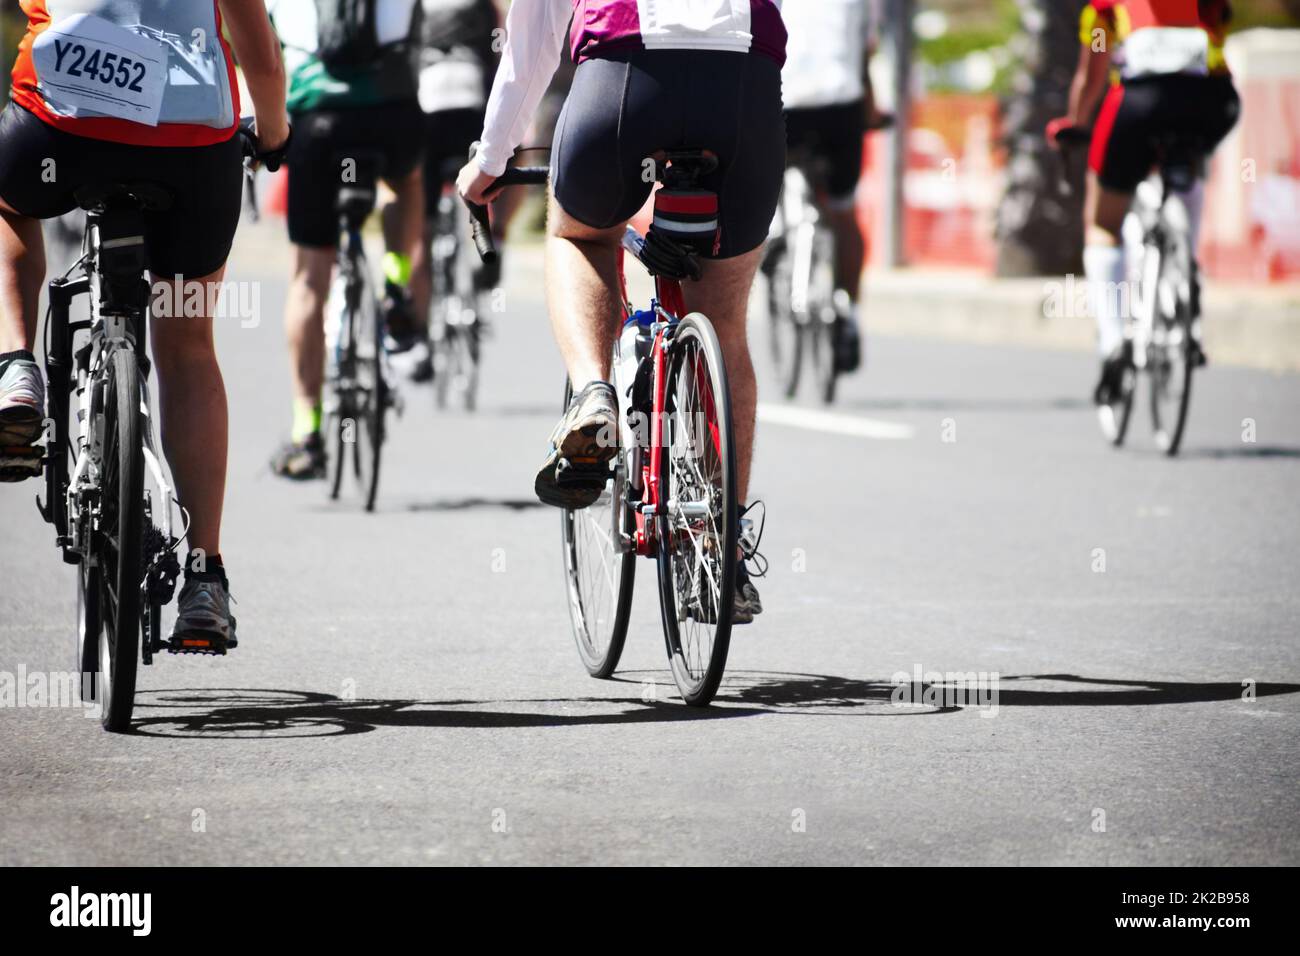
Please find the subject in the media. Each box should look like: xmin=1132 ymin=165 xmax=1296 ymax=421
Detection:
xmin=535 ymin=382 xmax=619 ymax=509
xmin=382 ymin=282 xmax=421 ymax=354
xmin=832 ymin=310 xmax=862 ymax=374
xmin=1093 ymin=344 xmax=1131 ymax=407
xmin=270 ymin=431 xmax=327 ymax=480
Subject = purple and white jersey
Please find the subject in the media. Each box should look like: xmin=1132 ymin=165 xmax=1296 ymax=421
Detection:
xmin=571 ymin=1 xmax=787 ymax=65
xmin=475 ymin=0 xmax=786 ymax=176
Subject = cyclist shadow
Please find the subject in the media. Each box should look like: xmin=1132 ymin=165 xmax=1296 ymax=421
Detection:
xmin=128 ymin=671 xmax=1297 ymax=739
xmin=839 ymin=397 xmax=1091 ymax=414
xmin=1179 ymin=445 xmax=1300 ymax=460
xmin=405 ymin=496 xmax=546 ymax=513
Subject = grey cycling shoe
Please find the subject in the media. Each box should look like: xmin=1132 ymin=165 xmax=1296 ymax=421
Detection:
xmin=733 ymin=504 xmax=767 ymax=625
xmin=0 ymin=352 xmax=45 ymax=481
xmin=534 ymin=381 xmax=619 ymax=509
xmin=169 ymin=576 xmax=237 ymax=654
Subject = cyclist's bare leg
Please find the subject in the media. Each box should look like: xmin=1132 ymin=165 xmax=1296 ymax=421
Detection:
xmin=284 ymin=245 xmax=334 ymax=425
xmin=379 ymin=167 xmax=425 ymax=334
xmin=150 ymin=270 xmax=228 ymax=557
xmin=682 ymin=246 xmax=762 ymax=505
xmin=0 ymin=201 xmax=44 ymax=352
xmin=544 ymin=194 xmax=623 ymax=387
xmin=827 ymin=202 xmax=864 ymax=301
xmin=1083 ymin=174 xmax=1133 ymax=359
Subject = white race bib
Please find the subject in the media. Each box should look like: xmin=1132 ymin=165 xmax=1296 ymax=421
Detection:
xmin=1122 ymin=27 xmax=1209 ymax=80
xmin=418 ymin=57 xmax=485 ymax=113
xmin=32 ymin=14 xmax=167 ymax=126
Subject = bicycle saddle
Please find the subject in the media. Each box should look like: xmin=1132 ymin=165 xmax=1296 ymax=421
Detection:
xmin=73 ymin=182 xmax=173 ymax=213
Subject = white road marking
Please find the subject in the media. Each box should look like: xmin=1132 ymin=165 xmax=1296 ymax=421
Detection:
xmin=756 ymin=403 xmax=915 ymax=440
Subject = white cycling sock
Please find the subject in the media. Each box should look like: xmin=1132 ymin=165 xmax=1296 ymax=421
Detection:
xmin=1083 ymin=244 xmax=1126 ymax=357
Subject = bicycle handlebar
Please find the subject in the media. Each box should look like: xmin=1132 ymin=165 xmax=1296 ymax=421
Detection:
xmin=464 ymin=143 xmax=550 ymax=263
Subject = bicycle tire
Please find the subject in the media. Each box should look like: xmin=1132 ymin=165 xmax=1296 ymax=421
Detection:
xmin=1098 ymin=360 xmax=1137 ymax=447
xmin=559 ymin=377 xmax=636 ymax=678
xmin=76 ymin=562 xmax=100 ymax=703
xmin=766 ymin=254 xmax=802 ymax=399
xmin=95 ymin=347 xmax=143 ymax=732
xmin=1149 ymin=197 xmax=1196 ymax=456
xmin=655 ymin=313 xmax=737 ymax=706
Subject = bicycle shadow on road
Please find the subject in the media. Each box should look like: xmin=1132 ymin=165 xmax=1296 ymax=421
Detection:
xmin=125 ymin=672 xmax=1299 ymax=739
xmin=1178 ymin=445 xmax=1300 ymax=460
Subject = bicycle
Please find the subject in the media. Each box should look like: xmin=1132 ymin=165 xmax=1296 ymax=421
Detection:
xmin=760 ymin=116 xmax=891 ymax=405
xmin=1058 ymin=125 xmax=1207 ymax=455
xmin=467 ymin=149 xmax=739 ymax=706
xmin=323 ymin=150 xmax=401 ymax=511
xmin=427 ymin=158 xmax=490 ymax=412
xmin=760 ymin=156 xmax=840 ymax=404
xmin=33 ymin=124 xmax=273 ymax=731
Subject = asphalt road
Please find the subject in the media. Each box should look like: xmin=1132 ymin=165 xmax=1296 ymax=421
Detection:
xmin=2 ymin=222 xmax=1298 ymax=865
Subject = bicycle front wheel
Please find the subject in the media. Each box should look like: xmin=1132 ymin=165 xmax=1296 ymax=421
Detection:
xmin=94 ymin=347 xmax=143 ymax=731
xmin=560 ymin=376 xmax=635 ymax=678
xmin=655 ymin=314 xmax=738 ymax=706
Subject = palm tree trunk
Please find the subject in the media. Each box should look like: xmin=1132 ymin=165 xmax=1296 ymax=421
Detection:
xmin=995 ymin=0 xmax=1089 ymax=277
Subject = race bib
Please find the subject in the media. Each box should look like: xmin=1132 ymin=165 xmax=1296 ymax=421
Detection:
xmin=1122 ymin=27 xmax=1210 ymax=79
xmin=32 ymin=14 xmax=167 ymax=126
xmin=418 ymin=56 xmax=485 ymax=113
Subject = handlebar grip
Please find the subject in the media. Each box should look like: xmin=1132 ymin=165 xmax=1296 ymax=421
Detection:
xmin=469 ymin=201 xmax=497 ymax=264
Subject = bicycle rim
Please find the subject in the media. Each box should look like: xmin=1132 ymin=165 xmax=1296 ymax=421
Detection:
xmin=1150 ymin=327 xmax=1193 ymax=455
xmin=96 ymin=348 xmax=143 ymax=732
xmin=655 ymin=315 xmax=737 ymax=706
xmin=767 ymin=258 xmax=802 ymax=399
xmin=559 ymin=377 xmax=636 ymax=677
xmin=76 ymin=561 xmax=100 ymax=703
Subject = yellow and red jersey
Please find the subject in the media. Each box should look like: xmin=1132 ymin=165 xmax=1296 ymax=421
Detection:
xmin=1081 ymin=0 xmax=1232 ymax=79
xmin=10 ymin=0 xmax=239 ymax=147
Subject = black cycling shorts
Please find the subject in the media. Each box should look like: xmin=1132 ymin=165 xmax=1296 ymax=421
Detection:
xmin=784 ymin=99 xmax=866 ymax=202
xmin=422 ymin=107 xmax=484 ymax=214
xmin=552 ymin=50 xmax=785 ymax=259
xmin=286 ymin=102 xmax=425 ymax=248
xmin=0 ymin=101 xmax=242 ymax=278
xmin=1090 ymin=74 xmax=1240 ymax=193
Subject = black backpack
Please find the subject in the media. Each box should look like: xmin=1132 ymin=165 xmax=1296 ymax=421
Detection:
xmin=316 ymin=0 xmax=381 ymax=74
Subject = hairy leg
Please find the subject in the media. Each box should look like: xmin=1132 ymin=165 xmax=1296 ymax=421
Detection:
xmin=150 ymin=269 xmax=229 ymax=557
xmin=0 ymin=200 xmax=44 ymax=353
xmin=682 ymin=246 xmax=763 ymax=504
xmin=544 ymin=192 xmax=625 ymax=388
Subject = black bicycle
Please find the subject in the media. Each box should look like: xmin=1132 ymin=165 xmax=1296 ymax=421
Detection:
xmin=35 ymin=124 xmax=278 ymax=731
xmin=324 ymin=151 xmax=399 ymax=511
xmin=427 ymin=159 xmax=490 ymax=411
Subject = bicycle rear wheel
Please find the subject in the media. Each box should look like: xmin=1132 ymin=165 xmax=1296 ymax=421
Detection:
xmin=94 ymin=347 xmax=143 ymax=731
xmin=765 ymin=252 xmax=802 ymax=399
xmin=560 ymin=378 xmax=635 ymax=678
xmin=352 ymin=298 xmax=386 ymax=512
xmin=655 ymin=314 xmax=737 ymax=706
xmin=1149 ymin=213 xmax=1196 ymax=456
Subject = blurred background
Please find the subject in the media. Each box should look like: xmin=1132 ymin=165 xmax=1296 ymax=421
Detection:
xmin=3 ymin=2 xmax=1297 ymax=283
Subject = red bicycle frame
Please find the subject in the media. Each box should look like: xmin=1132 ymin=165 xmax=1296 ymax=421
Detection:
xmin=616 ymin=236 xmax=690 ymax=559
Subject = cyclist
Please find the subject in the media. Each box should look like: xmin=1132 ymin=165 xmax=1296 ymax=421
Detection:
xmin=1047 ymin=0 xmax=1239 ymax=405
xmin=386 ymin=0 xmax=504 ymax=379
xmin=0 ymin=0 xmax=289 ymax=649
xmin=780 ymin=0 xmax=885 ymax=373
xmin=457 ymin=0 xmax=787 ymax=623
xmin=267 ymin=0 xmax=426 ymax=478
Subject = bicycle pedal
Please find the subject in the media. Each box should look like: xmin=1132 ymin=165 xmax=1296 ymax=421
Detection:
xmin=166 ymin=635 xmax=228 ymax=656
xmin=0 ymin=449 xmax=44 ymax=481
xmin=555 ymin=456 xmax=613 ymax=489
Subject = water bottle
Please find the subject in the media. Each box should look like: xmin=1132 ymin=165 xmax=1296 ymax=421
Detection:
xmin=614 ymin=310 xmax=652 ymax=403
xmin=323 ymin=275 xmax=347 ymax=379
